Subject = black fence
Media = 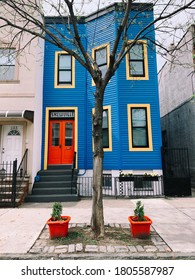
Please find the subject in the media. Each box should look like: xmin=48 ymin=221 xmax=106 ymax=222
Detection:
xmin=0 ymin=149 xmax=28 ymax=207
xmin=0 ymin=161 xmax=15 ymax=206
xmin=77 ymin=175 xmax=164 ymax=198
xmin=161 ymin=147 xmax=191 ymax=196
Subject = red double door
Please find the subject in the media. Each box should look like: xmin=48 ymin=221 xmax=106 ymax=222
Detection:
xmin=48 ymin=120 xmax=75 ymax=165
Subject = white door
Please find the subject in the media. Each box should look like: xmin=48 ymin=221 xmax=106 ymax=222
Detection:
xmin=1 ymin=125 xmax=23 ymax=163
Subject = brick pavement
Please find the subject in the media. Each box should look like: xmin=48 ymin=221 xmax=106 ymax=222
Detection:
xmin=29 ymin=223 xmax=172 ymax=256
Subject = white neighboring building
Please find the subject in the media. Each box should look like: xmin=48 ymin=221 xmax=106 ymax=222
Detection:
xmin=158 ymin=24 xmax=195 ymax=188
xmin=0 ymin=8 xmax=44 ymax=192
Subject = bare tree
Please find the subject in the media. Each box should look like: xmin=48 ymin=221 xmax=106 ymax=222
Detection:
xmin=0 ymin=0 xmax=194 ymax=237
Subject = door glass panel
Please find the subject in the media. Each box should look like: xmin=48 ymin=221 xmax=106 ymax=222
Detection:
xmin=65 ymin=123 xmax=73 ymax=146
xmin=8 ymin=129 xmax=20 ymax=136
xmin=52 ymin=123 xmax=60 ymax=146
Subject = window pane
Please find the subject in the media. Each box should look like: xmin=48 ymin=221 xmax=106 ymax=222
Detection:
xmin=102 ymin=110 xmax=109 ymax=148
xmin=130 ymin=61 xmax=144 ymax=76
xmin=0 ymin=65 xmax=14 ymax=80
xmin=95 ymin=48 xmax=107 ymax=65
xmin=52 ymin=123 xmax=60 ymax=146
xmin=0 ymin=49 xmax=15 ymax=81
xmin=59 ymin=55 xmax=71 ymax=69
xmin=99 ymin=64 xmax=107 ymax=77
xmin=132 ymin=127 xmax=148 ymax=147
xmin=0 ymin=49 xmax=16 ymax=65
xmin=103 ymin=129 xmax=109 ymax=148
xmin=65 ymin=123 xmax=73 ymax=146
xmin=8 ymin=129 xmax=20 ymax=136
xmin=102 ymin=110 xmax=108 ymax=128
xmin=130 ymin=44 xmax=143 ymax=60
xmin=132 ymin=108 xmax=146 ymax=127
xmin=59 ymin=70 xmax=71 ymax=83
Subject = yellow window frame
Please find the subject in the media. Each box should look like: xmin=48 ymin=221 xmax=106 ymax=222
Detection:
xmin=92 ymin=43 xmax=110 ymax=86
xmin=92 ymin=105 xmax=112 ymax=152
xmin=54 ymin=51 xmax=75 ymax=88
xmin=127 ymin=104 xmax=153 ymax=151
xmin=126 ymin=40 xmax=149 ymax=80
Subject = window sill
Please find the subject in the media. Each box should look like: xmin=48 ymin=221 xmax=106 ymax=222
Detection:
xmin=0 ymin=80 xmax=20 ymax=84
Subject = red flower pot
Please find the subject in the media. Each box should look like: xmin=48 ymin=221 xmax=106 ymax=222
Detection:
xmin=128 ymin=216 xmax=152 ymax=238
xmin=47 ymin=216 xmax=71 ymax=239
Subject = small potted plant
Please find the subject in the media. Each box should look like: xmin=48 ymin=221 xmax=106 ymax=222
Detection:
xmin=143 ymin=173 xmax=159 ymax=181
xmin=119 ymin=170 xmax=134 ymax=182
xmin=128 ymin=200 xmax=152 ymax=238
xmin=46 ymin=202 xmax=71 ymax=239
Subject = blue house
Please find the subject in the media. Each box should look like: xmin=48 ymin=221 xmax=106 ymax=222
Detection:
xmin=30 ymin=3 xmax=163 ymax=201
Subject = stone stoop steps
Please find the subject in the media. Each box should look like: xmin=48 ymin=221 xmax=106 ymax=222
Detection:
xmin=25 ymin=165 xmax=79 ymax=202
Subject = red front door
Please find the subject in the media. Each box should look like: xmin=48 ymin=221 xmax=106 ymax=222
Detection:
xmin=48 ymin=120 xmax=74 ymax=165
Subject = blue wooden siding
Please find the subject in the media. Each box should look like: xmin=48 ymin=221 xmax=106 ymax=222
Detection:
xmin=116 ymin=8 xmax=162 ymax=170
xmin=42 ymin=5 xmax=162 ymax=171
xmin=42 ymin=23 xmax=88 ymax=169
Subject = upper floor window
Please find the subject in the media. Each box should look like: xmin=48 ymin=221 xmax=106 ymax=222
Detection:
xmin=126 ymin=41 xmax=149 ymax=80
xmin=92 ymin=44 xmax=110 ymax=84
xmin=0 ymin=48 xmax=16 ymax=81
xmin=128 ymin=104 xmax=153 ymax=151
xmin=55 ymin=51 xmax=75 ymax=88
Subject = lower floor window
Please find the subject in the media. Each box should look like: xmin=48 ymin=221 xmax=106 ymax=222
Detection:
xmin=92 ymin=105 xmax=112 ymax=151
xmin=131 ymin=107 xmax=148 ymax=148
xmin=102 ymin=174 xmax=112 ymax=188
xmin=128 ymin=104 xmax=153 ymax=151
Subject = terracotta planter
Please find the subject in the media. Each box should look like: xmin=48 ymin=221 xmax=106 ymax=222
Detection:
xmin=47 ymin=216 xmax=71 ymax=239
xmin=128 ymin=215 xmax=152 ymax=238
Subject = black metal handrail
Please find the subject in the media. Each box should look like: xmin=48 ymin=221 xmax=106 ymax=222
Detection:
xmin=0 ymin=149 xmax=28 ymax=207
xmin=71 ymin=152 xmax=77 ymax=194
xmin=17 ymin=148 xmax=28 ymax=177
xmin=14 ymin=149 xmax=28 ymax=206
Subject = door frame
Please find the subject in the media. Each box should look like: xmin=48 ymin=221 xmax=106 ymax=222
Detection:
xmin=44 ymin=107 xmax=78 ymax=170
xmin=0 ymin=124 xmax=24 ymax=164
xmin=48 ymin=119 xmax=75 ymax=165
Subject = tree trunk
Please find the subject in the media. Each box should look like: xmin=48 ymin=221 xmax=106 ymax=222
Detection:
xmin=91 ymin=86 xmax=105 ymax=238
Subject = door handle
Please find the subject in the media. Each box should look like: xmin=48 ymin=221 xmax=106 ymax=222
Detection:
xmin=59 ymin=144 xmax=61 ymax=148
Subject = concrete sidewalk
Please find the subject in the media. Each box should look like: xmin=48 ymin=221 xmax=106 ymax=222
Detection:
xmin=0 ymin=198 xmax=195 ymax=259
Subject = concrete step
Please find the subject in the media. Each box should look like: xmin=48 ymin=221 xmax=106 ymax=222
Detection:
xmin=37 ymin=169 xmax=78 ymax=176
xmin=32 ymin=187 xmax=76 ymax=195
xmin=33 ymin=181 xmax=77 ymax=189
xmin=47 ymin=164 xmax=72 ymax=170
xmin=38 ymin=174 xmax=77 ymax=182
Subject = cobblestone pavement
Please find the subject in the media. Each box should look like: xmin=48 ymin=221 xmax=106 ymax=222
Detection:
xmin=29 ymin=223 xmax=172 ymax=256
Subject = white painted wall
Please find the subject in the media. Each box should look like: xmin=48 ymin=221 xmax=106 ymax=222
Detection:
xmin=0 ymin=2 xmax=44 ymax=191
xmin=158 ymin=26 xmax=195 ymax=117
